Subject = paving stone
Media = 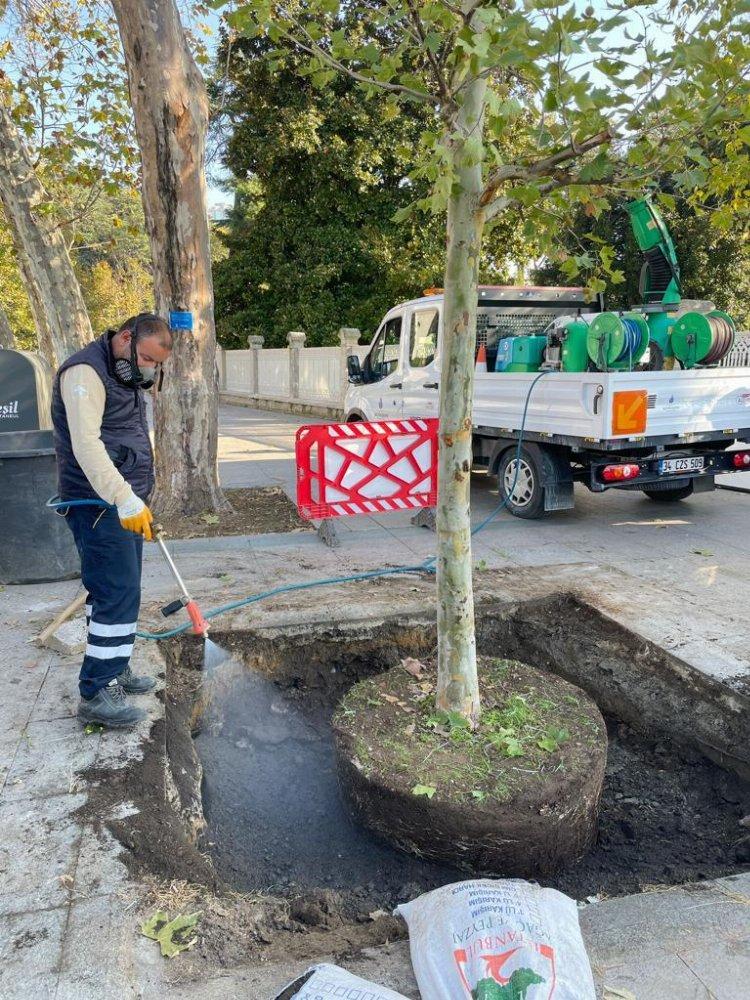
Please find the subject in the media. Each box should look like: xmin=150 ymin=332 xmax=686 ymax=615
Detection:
xmin=71 ymin=827 xmax=129 ymax=902
xmin=593 ymin=953 xmax=712 ymax=1000
xmin=2 ymin=718 xmax=99 ymax=802
xmin=0 ymin=905 xmax=66 ymax=999
xmin=41 ymin=618 xmax=87 ymax=657
xmin=28 ymin=661 xmax=81 ymax=723
xmin=679 ymin=936 xmax=750 ymax=1000
xmin=0 ymin=794 xmax=84 ymax=917
xmin=581 ymin=882 xmax=750 ymax=966
xmin=56 ymin=894 xmax=168 ymax=1000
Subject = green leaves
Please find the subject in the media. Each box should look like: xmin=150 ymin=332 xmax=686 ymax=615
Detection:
xmin=537 ymin=728 xmax=570 ymax=753
xmin=140 ymin=911 xmax=202 ymax=959
xmin=412 ymin=784 xmax=437 ymax=799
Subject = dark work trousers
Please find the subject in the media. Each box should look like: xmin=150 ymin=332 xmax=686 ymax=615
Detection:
xmin=65 ymin=506 xmax=143 ymax=699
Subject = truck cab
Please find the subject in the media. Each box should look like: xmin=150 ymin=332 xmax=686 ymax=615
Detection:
xmin=345 ymin=285 xmax=593 ymax=423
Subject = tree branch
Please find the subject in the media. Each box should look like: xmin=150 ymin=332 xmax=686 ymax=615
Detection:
xmin=404 ymin=0 xmax=454 ymax=109
xmin=480 ymin=129 xmax=613 ymax=207
xmin=273 ymin=7 xmax=439 ymax=106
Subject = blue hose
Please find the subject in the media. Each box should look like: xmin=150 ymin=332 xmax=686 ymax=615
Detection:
xmin=134 ymin=369 xmax=551 ymax=640
xmin=616 ymin=317 xmax=642 ymax=368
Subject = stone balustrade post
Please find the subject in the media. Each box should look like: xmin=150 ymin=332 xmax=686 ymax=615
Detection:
xmin=338 ymin=327 xmax=361 ymax=401
xmin=287 ymin=330 xmax=306 ymax=401
xmin=217 ymin=345 xmax=227 ymax=391
xmin=247 ymin=334 xmax=264 ymax=396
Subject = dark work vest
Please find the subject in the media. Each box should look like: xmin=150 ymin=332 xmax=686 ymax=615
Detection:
xmin=51 ymin=332 xmax=155 ymax=502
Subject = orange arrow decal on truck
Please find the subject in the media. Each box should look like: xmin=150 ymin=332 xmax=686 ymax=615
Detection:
xmin=612 ymin=389 xmax=647 ymax=435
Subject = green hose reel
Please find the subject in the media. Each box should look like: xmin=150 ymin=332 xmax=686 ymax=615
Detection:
xmin=586 ymin=312 xmax=650 ymax=371
xmin=671 ymin=310 xmax=736 ymax=368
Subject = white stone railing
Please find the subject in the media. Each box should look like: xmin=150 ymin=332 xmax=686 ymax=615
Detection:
xmin=220 ymin=328 xmax=367 ymax=416
xmin=721 ymin=334 xmax=750 ymax=367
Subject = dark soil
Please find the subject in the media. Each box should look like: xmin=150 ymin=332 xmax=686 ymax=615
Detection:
xmin=195 ymin=648 xmax=748 ymax=909
xmin=72 ymin=598 xmax=750 ymax=979
xmin=157 ymin=486 xmax=310 ymax=539
xmin=549 ymin=718 xmax=750 ymax=898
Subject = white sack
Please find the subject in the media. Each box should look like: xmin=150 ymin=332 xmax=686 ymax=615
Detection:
xmin=396 ymin=879 xmax=595 ymax=1000
xmin=276 ymin=962 xmax=410 ymax=999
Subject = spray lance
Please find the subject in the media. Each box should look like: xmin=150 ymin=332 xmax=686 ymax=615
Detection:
xmin=154 ymin=527 xmax=210 ymax=639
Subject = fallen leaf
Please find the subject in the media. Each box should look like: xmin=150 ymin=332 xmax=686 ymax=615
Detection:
xmin=201 ymin=513 xmax=220 ymax=525
xmin=412 ymin=784 xmax=437 ymax=799
xmin=84 ymin=723 xmax=104 ymax=736
xmin=382 ymin=694 xmax=400 ymax=704
xmin=401 ymin=657 xmax=425 ymax=678
xmin=419 ymin=681 xmax=433 ymax=693
xmin=404 ymin=724 xmax=416 ymax=737
xmin=140 ymin=910 xmax=202 ymax=959
xmin=368 ymin=909 xmax=388 ymax=920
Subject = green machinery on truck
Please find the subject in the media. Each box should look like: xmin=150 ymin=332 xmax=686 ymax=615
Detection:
xmin=495 ymin=196 xmax=736 ymax=374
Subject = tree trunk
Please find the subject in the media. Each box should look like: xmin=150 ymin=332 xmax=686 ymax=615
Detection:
xmin=112 ymin=0 xmax=229 ymax=516
xmin=0 ymin=302 xmax=15 ymax=349
xmin=435 ymin=77 xmax=487 ymax=727
xmin=0 ymin=103 xmax=92 ymax=368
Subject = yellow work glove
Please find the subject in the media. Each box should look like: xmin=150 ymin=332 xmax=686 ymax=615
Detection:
xmin=117 ymin=493 xmax=154 ymax=541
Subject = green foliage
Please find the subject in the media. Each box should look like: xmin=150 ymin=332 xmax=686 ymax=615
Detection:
xmin=534 ymin=187 xmax=750 ymax=327
xmin=211 ymin=36 xmax=531 ymax=347
xmin=412 ymin=783 xmax=437 ymax=799
xmin=0 ymin=218 xmax=34 ymax=348
xmin=70 ymin=188 xmax=154 ymax=333
xmin=140 ymin=910 xmax=202 ymax=959
xmin=219 ymin=0 xmax=750 ymax=301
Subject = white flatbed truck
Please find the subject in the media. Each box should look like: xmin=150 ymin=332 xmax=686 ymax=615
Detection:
xmin=344 ymin=287 xmax=750 ymax=517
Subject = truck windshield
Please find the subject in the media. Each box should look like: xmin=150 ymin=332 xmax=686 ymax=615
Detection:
xmin=364 ymin=316 xmax=402 ymax=381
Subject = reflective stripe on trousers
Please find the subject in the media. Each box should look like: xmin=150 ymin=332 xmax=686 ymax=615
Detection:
xmin=65 ymin=506 xmax=143 ymax=699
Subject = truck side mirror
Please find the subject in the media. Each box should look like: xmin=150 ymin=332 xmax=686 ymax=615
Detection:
xmin=347 ymin=354 xmax=364 ymax=383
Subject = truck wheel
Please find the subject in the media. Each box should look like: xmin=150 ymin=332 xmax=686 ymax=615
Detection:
xmin=642 ymin=483 xmax=694 ymax=502
xmin=497 ymin=446 xmax=546 ymax=519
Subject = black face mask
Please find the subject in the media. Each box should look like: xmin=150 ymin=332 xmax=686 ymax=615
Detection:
xmin=109 ymin=313 xmax=164 ymax=390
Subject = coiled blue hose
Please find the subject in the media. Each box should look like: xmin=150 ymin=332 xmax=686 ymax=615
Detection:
xmin=615 ymin=317 xmax=642 ymax=366
xmin=49 ymin=370 xmax=551 ymax=641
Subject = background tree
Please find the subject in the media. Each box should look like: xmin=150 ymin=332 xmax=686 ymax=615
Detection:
xmin=0 ymin=215 xmax=34 ymax=349
xmin=535 ymin=186 xmax=750 ymax=328
xmin=112 ymin=0 xmax=229 ymax=516
xmin=0 ymin=0 xmax=139 ymax=362
xmin=212 ymin=34 xmax=532 ymax=347
xmin=0 ymin=92 xmax=92 ymax=365
xmin=224 ymin=0 xmax=750 ymax=725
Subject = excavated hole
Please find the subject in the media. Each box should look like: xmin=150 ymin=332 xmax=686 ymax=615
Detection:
xmin=164 ymin=594 xmax=749 ymax=921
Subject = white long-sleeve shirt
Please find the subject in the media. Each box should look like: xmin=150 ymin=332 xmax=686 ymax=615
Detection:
xmin=60 ymin=364 xmax=136 ymax=507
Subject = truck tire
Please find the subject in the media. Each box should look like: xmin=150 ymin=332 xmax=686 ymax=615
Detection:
xmin=642 ymin=482 xmax=694 ymax=502
xmin=497 ymin=446 xmax=546 ymax=519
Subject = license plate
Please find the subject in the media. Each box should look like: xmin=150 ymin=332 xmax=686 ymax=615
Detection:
xmin=659 ymin=456 xmax=705 ymax=474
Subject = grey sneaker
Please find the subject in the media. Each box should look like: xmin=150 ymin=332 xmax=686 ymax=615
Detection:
xmin=117 ymin=665 xmax=156 ymax=694
xmin=78 ymin=679 xmax=147 ymax=728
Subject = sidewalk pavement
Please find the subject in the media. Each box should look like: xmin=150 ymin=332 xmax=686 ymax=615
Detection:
xmin=0 ymin=403 xmax=748 ymax=998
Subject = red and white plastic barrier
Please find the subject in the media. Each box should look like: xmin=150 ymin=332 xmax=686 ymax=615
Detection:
xmin=295 ymin=418 xmax=438 ymax=520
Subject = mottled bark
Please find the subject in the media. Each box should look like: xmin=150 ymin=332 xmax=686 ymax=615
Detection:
xmin=0 ymin=103 xmax=92 ymax=367
xmin=112 ymin=0 xmax=228 ymax=515
xmin=435 ymin=76 xmax=487 ymax=727
xmin=0 ymin=303 xmax=15 ymax=349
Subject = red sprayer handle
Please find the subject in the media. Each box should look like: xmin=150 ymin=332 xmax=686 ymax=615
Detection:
xmin=186 ymin=600 xmax=210 ymax=639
